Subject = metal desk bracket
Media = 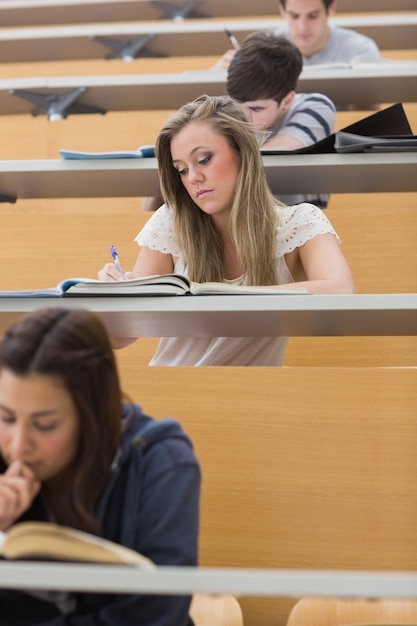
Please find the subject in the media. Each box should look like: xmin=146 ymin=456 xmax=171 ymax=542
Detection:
xmin=148 ymin=0 xmax=207 ymax=20
xmin=91 ymin=33 xmax=166 ymax=61
xmin=8 ymin=87 xmax=106 ymax=121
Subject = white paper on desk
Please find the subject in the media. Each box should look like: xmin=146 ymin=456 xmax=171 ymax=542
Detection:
xmin=350 ymin=56 xmax=417 ymax=68
xmin=302 ymin=57 xmax=417 ymax=71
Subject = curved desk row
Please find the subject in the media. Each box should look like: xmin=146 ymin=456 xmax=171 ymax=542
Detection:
xmin=1 ymin=153 xmax=416 ymax=203
xmin=1 ymin=64 xmax=416 ymax=114
xmin=0 ymin=294 xmax=416 ymax=337
xmin=0 ymin=563 xmax=415 ymax=597
xmin=0 ymin=0 xmax=416 ymax=26
xmin=1 ymin=13 xmax=416 ymax=63
xmin=0 ymin=0 xmax=415 ymax=26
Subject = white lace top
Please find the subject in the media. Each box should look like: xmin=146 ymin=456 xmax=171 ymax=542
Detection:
xmin=135 ymin=203 xmax=340 ymax=366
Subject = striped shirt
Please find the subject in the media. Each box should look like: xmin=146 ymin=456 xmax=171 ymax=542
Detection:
xmin=268 ymin=92 xmax=336 ymax=208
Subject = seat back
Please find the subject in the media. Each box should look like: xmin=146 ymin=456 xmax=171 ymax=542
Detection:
xmin=190 ymin=594 xmax=244 ymax=626
xmin=286 ymin=598 xmax=417 ymax=626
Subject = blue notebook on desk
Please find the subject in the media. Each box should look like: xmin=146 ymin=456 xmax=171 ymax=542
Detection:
xmin=59 ymin=145 xmax=155 ymax=160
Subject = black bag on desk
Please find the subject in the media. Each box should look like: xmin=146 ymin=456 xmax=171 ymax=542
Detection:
xmin=261 ymin=102 xmax=413 ymax=155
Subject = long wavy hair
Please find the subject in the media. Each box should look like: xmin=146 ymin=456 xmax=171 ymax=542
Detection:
xmin=155 ymin=94 xmax=280 ymax=285
xmin=0 ymin=308 xmax=123 ymax=535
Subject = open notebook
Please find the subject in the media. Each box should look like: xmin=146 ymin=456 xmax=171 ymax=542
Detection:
xmin=0 ymin=275 xmax=309 ymax=297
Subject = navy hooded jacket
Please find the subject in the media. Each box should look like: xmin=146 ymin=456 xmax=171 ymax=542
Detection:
xmin=0 ymin=403 xmax=201 ymax=626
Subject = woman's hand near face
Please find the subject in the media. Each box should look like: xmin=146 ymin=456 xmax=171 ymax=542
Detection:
xmin=0 ymin=460 xmax=40 ymax=530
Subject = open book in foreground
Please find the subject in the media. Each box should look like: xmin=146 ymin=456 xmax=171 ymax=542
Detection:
xmin=0 ymin=274 xmax=309 ymax=297
xmin=0 ymin=521 xmax=155 ymax=567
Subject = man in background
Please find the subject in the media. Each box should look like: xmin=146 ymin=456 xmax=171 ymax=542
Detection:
xmin=226 ymin=31 xmax=336 ymax=209
xmin=213 ymin=0 xmax=380 ymax=69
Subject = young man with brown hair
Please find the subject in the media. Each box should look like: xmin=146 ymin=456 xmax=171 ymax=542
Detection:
xmin=276 ymin=0 xmax=380 ymax=64
xmin=213 ymin=0 xmax=380 ymax=69
xmin=227 ymin=31 xmax=335 ymax=208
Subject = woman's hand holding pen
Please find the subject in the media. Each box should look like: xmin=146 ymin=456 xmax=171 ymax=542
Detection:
xmin=98 ymin=263 xmax=126 ymax=281
xmin=97 ymin=264 xmax=136 ymax=281
xmin=98 ymin=244 xmax=134 ymax=282
xmin=0 ymin=460 xmax=40 ymax=531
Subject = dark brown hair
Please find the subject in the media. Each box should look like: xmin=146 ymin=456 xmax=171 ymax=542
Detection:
xmin=227 ymin=32 xmax=303 ymax=105
xmin=0 ymin=307 xmax=123 ymax=535
xmin=279 ymin=0 xmax=333 ymax=10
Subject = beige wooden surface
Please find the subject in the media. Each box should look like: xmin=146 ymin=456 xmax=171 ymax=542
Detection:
xmin=118 ymin=366 xmax=417 ymax=626
xmin=190 ymin=594 xmax=244 ymax=626
xmin=0 ymin=47 xmax=416 ymax=80
xmin=286 ymin=597 xmax=417 ymax=626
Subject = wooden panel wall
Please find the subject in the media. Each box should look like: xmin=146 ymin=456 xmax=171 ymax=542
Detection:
xmin=119 ymin=366 xmax=417 ymax=626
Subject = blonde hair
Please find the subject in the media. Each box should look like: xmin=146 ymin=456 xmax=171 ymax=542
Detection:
xmin=155 ymin=95 xmax=281 ymax=285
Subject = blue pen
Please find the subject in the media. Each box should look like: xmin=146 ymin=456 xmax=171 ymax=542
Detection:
xmin=110 ymin=244 xmax=123 ymax=274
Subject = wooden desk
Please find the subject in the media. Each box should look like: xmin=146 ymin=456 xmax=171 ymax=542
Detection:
xmin=0 ymin=563 xmax=416 ymax=598
xmin=1 ymin=14 xmax=416 ymax=63
xmin=1 ymin=64 xmax=416 ymax=113
xmin=0 ymin=153 xmax=416 ymax=202
xmin=0 ymin=0 xmax=415 ymax=26
xmin=0 ymin=294 xmax=416 ymax=338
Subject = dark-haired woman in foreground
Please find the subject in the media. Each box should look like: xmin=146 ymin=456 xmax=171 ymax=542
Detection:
xmin=0 ymin=307 xmax=200 ymax=625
